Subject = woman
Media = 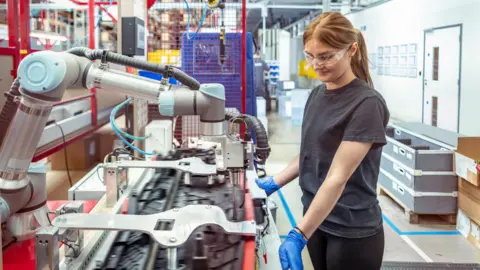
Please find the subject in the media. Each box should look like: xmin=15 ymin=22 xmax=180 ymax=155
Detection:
xmin=255 ymin=12 xmax=389 ymax=270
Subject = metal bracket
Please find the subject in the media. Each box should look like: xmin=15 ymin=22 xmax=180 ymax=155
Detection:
xmin=36 ymin=226 xmax=60 ymax=270
xmin=103 ymin=165 xmax=128 ymax=207
xmin=52 ymin=205 xmax=256 ymax=248
xmin=113 ymin=158 xmax=218 ymax=176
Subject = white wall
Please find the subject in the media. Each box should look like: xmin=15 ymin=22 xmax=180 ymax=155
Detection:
xmin=346 ymin=0 xmax=480 ymax=136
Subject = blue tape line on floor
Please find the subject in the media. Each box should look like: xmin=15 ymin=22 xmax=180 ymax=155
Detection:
xmin=277 ymin=189 xmax=297 ymax=228
xmin=275 ymin=189 xmax=459 ymax=237
xmin=382 ymin=214 xmax=460 ymax=236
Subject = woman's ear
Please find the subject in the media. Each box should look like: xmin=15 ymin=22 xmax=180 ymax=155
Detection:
xmin=349 ymin=42 xmax=359 ymax=58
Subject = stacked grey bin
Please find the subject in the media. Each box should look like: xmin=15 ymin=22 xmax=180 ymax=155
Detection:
xmin=379 ymin=123 xmax=458 ymax=214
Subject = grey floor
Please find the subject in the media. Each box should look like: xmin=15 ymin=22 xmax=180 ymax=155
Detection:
xmin=263 ymin=111 xmax=480 ymax=269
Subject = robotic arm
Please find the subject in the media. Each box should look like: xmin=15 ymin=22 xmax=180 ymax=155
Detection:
xmin=0 ymin=49 xmax=226 ymax=239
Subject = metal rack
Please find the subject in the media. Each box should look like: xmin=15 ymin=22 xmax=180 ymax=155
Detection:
xmin=0 ymin=0 xmax=123 ymax=161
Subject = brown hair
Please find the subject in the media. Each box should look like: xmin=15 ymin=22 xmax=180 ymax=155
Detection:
xmin=303 ymin=12 xmax=373 ymax=88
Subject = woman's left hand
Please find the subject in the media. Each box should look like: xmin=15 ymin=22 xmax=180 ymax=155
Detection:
xmin=279 ymin=229 xmax=307 ymax=270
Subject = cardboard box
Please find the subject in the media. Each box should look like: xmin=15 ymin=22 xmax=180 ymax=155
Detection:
xmin=458 ymin=177 xmax=480 ymax=225
xmin=457 ymin=209 xmax=480 ymax=250
xmin=46 ymin=170 xmax=89 ymax=200
xmin=50 ymin=135 xmax=99 ymax=171
xmin=454 ymin=137 xmax=480 ymax=186
xmin=95 ymin=116 xmax=126 ymax=160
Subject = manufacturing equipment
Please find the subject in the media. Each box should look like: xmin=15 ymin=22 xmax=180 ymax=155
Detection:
xmin=0 ymin=48 xmax=281 ymax=269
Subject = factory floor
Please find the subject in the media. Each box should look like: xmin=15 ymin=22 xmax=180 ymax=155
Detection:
xmin=263 ymin=111 xmax=479 ymax=269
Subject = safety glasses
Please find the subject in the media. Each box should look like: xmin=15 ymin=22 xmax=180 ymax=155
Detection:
xmin=303 ymin=47 xmax=349 ymax=67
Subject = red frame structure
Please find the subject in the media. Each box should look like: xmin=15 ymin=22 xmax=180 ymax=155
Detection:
xmin=2 ymin=0 xmax=122 ymax=161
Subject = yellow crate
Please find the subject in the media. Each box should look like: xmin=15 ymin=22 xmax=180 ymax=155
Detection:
xmin=148 ymin=51 xmax=181 ymax=65
xmin=299 ymin=60 xmax=317 ymax=79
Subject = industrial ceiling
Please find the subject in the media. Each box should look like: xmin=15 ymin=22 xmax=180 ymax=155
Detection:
xmin=246 ymin=0 xmax=384 ymax=33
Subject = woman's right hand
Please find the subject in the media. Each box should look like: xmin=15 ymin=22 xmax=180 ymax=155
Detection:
xmin=255 ymin=176 xmax=281 ymax=196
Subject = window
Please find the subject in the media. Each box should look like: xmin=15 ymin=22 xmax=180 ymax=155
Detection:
xmin=433 ymin=47 xmax=439 ymax=81
xmin=431 ymin=96 xmax=438 ymax=127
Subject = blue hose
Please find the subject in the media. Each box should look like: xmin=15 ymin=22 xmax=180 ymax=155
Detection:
xmin=109 ymin=98 xmax=149 ymax=141
xmin=184 ymin=0 xmax=208 ymax=40
xmin=109 ymin=99 xmax=155 ymax=156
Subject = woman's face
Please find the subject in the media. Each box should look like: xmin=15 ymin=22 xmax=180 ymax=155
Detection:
xmin=304 ymin=39 xmax=355 ymax=83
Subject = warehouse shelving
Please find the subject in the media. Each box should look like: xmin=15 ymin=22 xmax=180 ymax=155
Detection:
xmin=0 ymin=0 xmax=121 ymax=162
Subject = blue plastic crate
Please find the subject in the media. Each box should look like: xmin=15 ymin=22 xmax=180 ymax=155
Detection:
xmin=138 ymin=70 xmax=179 ymax=84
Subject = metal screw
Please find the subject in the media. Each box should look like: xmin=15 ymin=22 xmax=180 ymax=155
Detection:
xmin=173 ymin=208 xmax=179 ymax=212
xmin=169 ymin=237 xmax=177 ymax=243
xmin=205 ymin=205 xmax=211 ymax=209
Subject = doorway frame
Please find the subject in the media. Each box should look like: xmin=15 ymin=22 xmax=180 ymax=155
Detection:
xmin=421 ymin=23 xmax=463 ymax=133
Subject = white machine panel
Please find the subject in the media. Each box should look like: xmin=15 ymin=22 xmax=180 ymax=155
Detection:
xmin=145 ymin=120 xmax=173 ymax=158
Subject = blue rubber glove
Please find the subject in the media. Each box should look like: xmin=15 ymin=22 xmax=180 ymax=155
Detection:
xmin=279 ymin=229 xmax=307 ymax=270
xmin=255 ymin=176 xmax=280 ymax=196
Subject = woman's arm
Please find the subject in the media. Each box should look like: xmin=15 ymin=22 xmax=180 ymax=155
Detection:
xmin=296 ymin=141 xmax=372 ymax=238
xmin=274 ymin=155 xmax=300 ymax=187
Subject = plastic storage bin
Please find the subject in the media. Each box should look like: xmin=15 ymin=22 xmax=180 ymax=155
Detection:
xmin=380 ymin=153 xmax=457 ymax=193
xmin=379 ymin=168 xmax=457 ymax=214
xmin=384 ymin=125 xmax=454 ymax=171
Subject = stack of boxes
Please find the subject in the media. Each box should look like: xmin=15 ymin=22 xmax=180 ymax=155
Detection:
xmin=147 ymin=8 xmax=188 ymax=51
xmin=379 ymin=124 xmax=458 ymax=220
xmin=290 ymin=89 xmax=310 ymax=126
xmin=256 ymin=97 xmax=268 ymax=134
xmin=454 ymin=138 xmax=480 ymax=249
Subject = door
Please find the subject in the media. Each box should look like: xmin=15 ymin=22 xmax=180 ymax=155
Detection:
xmin=423 ymin=26 xmax=461 ymax=132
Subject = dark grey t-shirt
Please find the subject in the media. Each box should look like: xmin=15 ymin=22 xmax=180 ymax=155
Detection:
xmin=299 ymin=78 xmax=390 ymax=238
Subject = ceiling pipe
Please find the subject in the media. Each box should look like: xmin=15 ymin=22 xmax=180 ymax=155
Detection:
xmin=70 ymin=0 xmax=117 ymax=5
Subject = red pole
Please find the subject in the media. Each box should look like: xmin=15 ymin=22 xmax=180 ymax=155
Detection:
xmin=7 ymin=0 xmax=19 ymax=77
xmin=19 ymin=0 xmax=31 ymax=58
xmin=241 ymin=0 xmax=247 ymax=115
xmin=88 ymin=0 xmax=95 ymax=49
xmin=88 ymin=0 xmax=97 ymax=126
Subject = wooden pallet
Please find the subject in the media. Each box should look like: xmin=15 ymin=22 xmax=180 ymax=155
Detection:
xmin=377 ymin=184 xmax=457 ymax=225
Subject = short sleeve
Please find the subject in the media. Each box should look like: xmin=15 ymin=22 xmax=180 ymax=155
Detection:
xmin=343 ymin=96 xmax=388 ymax=149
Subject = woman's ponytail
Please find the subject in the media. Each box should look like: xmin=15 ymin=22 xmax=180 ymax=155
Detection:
xmin=351 ymin=30 xmax=373 ymax=88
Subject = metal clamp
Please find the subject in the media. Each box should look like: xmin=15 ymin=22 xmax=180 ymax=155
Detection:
xmin=55 ymin=202 xmax=84 ymax=258
xmin=52 ymin=205 xmax=256 ymax=248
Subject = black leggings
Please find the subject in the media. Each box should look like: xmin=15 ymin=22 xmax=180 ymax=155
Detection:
xmin=306 ymin=227 xmax=385 ymax=270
